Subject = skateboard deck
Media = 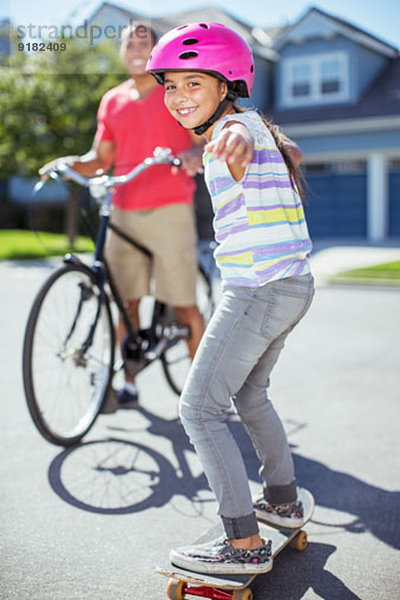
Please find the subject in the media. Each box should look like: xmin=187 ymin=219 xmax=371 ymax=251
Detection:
xmin=157 ymin=488 xmax=314 ymax=600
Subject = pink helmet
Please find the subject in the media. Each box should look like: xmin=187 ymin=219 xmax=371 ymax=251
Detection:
xmin=146 ymin=22 xmax=254 ymax=97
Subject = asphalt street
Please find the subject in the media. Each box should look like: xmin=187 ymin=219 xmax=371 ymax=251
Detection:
xmin=1 ymin=248 xmax=399 ymax=600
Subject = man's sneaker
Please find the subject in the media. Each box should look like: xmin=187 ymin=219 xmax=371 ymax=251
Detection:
xmin=253 ymin=497 xmax=305 ymax=529
xmin=99 ymin=385 xmax=139 ymax=414
xmin=169 ymin=537 xmax=273 ymax=575
xmin=117 ymin=385 xmax=139 ymax=409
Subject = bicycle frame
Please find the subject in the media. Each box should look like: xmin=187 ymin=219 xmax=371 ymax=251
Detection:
xmin=52 ymin=148 xmax=195 ymax=377
xmin=24 ymin=148 xmax=214 ymax=445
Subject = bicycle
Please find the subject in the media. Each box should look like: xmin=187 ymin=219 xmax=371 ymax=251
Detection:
xmin=22 ymin=148 xmax=215 ymax=447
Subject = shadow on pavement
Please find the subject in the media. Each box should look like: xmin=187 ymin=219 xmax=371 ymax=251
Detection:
xmin=250 ymin=542 xmax=361 ymax=600
xmin=48 ymin=406 xmax=400 ymax=550
xmin=47 ymin=406 xmax=400 ymax=598
xmin=293 ymin=453 xmax=400 ymax=551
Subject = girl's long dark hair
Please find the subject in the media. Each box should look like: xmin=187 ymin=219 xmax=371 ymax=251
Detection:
xmin=233 ymin=104 xmax=305 ymax=201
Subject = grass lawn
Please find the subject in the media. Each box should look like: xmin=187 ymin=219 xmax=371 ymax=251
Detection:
xmin=0 ymin=229 xmax=94 ymax=260
xmin=2 ymin=230 xmax=399 ymax=286
xmin=331 ymin=261 xmax=400 ymax=283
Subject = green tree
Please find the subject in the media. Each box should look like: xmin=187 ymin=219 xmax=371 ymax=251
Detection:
xmin=0 ymin=34 xmax=126 ymax=243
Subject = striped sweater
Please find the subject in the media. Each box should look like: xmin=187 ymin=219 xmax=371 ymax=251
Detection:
xmin=203 ymin=111 xmax=312 ymax=287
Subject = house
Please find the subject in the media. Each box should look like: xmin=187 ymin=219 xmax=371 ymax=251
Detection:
xmin=265 ymin=6 xmax=400 ymax=241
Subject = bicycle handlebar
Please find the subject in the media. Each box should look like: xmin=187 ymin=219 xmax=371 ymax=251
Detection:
xmin=36 ymin=147 xmax=182 ymax=197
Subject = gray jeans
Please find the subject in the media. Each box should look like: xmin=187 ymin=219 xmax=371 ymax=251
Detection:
xmin=179 ymin=273 xmax=315 ymax=539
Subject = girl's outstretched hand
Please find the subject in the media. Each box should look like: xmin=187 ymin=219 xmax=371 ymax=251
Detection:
xmin=204 ymin=122 xmax=254 ymax=169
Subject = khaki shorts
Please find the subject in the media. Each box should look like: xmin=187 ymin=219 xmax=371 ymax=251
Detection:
xmin=104 ymin=203 xmax=198 ymax=306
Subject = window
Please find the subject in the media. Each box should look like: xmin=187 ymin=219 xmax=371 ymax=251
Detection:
xmin=291 ymin=63 xmax=312 ymax=98
xmin=320 ymin=58 xmax=342 ymax=94
xmin=282 ymin=52 xmax=349 ymax=106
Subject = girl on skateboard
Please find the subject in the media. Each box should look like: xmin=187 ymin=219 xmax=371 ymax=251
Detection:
xmin=146 ymin=22 xmax=314 ymax=575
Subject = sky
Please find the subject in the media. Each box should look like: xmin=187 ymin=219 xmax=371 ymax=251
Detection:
xmin=3 ymin=0 xmax=400 ymax=49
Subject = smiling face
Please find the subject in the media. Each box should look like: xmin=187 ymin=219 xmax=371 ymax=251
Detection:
xmin=120 ymin=26 xmax=155 ymax=77
xmin=163 ymin=71 xmax=228 ymax=138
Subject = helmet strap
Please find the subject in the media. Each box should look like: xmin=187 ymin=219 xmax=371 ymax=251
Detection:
xmin=191 ymin=89 xmax=238 ymax=136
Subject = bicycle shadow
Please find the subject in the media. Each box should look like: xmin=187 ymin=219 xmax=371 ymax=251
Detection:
xmin=48 ymin=435 xmax=181 ymax=516
xmin=47 ymin=407 xmax=251 ymax=516
xmin=48 ymin=406 xmax=400 ymax=551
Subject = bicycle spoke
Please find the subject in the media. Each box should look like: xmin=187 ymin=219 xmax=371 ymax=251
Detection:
xmin=23 ymin=265 xmax=114 ymax=446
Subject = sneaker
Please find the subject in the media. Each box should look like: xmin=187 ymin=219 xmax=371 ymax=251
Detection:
xmin=254 ymin=497 xmax=305 ymax=529
xmin=99 ymin=385 xmax=139 ymax=414
xmin=169 ymin=537 xmax=273 ymax=575
xmin=117 ymin=385 xmax=139 ymax=409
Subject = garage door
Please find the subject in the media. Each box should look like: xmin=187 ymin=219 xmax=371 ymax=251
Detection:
xmin=303 ymin=162 xmax=367 ymax=238
xmin=389 ymin=166 xmax=400 ymax=236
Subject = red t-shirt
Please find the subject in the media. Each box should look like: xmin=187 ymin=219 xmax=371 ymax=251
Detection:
xmin=95 ymin=81 xmax=196 ymax=210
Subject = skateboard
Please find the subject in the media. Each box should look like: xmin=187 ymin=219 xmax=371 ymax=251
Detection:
xmin=157 ymin=489 xmax=314 ymax=600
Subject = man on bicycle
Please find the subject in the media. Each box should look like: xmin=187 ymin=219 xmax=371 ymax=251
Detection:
xmin=40 ymin=22 xmax=205 ymax=409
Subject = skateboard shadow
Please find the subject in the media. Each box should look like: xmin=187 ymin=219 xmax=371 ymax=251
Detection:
xmin=47 ymin=406 xmax=400 ymax=553
xmin=250 ymin=542 xmax=362 ymax=600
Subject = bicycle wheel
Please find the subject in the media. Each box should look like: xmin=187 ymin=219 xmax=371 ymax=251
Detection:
xmin=23 ymin=263 xmax=115 ymax=446
xmin=161 ymin=267 xmax=214 ymax=395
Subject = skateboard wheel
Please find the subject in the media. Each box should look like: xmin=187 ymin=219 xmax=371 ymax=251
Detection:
xmin=290 ymin=530 xmax=308 ymax=551
xmin=232 ymin=589 xmax=253 ymax=600
xmin=166 ymin=579 xmax=185 ymax=600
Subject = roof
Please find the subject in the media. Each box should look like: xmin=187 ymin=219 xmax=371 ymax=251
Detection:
xmin=86 ymin=2 xmax=277 ymax=60
xmin=274 ymin=6 xmax=398 ymax=58
xmin=309 ymin=6 xmax=398 ymax=53
xmin=150 ymin=5 xmax=254 ymax=47
xmin=263 ymin=25 xmax=292 ymax=42
xmin=157 ymin=6 xmax=277 ymax=60
xmin=156 ymin=5 xmax=254 ymax=42
xmin=85 ymin=1 xmax=146 ymax=31
xmin=88 ymin=1 xmax=141 ymax=21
